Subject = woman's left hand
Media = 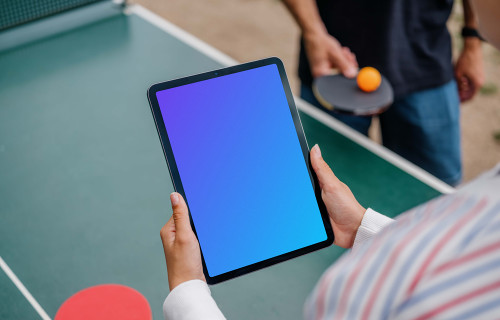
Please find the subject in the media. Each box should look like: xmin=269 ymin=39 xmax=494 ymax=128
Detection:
xmin=160 ymin=192 xmax=206 ymax=291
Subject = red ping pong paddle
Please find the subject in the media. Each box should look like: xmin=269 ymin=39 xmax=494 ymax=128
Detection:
xmin=55 ymin=284 xmax=152 ymax=320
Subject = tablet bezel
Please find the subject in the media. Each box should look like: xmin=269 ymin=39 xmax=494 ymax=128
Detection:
xmin=147 ymin=57 xmax=334 ymax=285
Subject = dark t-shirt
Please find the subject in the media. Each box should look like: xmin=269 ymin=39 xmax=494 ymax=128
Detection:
xmin=298 ymin=0 xmax=455 ymax=97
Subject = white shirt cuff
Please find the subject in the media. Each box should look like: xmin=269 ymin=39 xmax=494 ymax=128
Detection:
xmin=352 ymin=208 xmax=394 ymax=250
xmin=163 ymin=280 xmax=226 ymax=320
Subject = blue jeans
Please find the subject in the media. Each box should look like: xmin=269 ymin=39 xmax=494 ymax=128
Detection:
xmin=301 ymin=81 xmax=462 ymax=186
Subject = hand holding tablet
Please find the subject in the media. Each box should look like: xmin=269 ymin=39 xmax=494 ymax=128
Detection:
xmin=308 ymin=145 xmax=366 ymax=249
xmin=148 ymin=58 xmax=364 ymax=284
xmin=161 ymin=192 xmax=206 ymax=291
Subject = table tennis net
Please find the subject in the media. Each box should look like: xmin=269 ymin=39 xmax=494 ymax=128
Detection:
xmin=0 ymin=0 xmax=108 ymax=31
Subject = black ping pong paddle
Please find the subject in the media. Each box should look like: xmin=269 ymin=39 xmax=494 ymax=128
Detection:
xmin=312 ymin=74 xmax=394 ymax=116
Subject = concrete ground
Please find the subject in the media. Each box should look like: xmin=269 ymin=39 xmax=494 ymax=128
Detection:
xmin=133 ymin=0 xmax=500 ymax=183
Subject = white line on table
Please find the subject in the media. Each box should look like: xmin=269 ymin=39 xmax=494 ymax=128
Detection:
xmin=0 ymin=256 xmax=51 ymax=320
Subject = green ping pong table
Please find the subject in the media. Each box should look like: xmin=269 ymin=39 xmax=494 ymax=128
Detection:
xmin=0 ymin=2 xmax=454 ymax=319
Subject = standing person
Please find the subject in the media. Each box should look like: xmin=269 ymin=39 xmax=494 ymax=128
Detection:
xmin=282 ymin=0 xmax=485 ymax=186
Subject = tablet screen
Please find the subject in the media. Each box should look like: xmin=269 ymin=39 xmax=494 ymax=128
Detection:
xmin=156 ymin=64 xmax=328 ymax=277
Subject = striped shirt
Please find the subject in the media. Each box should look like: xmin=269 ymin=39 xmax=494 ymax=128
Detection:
xmin=305 ymin=166 xmax=500 ymax=320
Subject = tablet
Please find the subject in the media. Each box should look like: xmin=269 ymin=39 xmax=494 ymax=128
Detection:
xmin=147 ymin=57 xmax=334 ymax=284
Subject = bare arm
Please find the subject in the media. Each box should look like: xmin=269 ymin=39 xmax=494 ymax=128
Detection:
xmin=462 ymin=0 xmax=482 ymax=53
xmin=455 ymin=0 xmax=485 ymax=102
xmin=463 ymin=0 xmax=479 ymax=28
xmin=281 ymin=0 xmax=327 ymax=37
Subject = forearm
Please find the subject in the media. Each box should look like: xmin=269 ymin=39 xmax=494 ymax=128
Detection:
xmin=463 ymin=0 xmax=478 ymax=28
xmin=462 ymin=0 xmax=482 ymax=49
xmin=282 ymin=0 xmax=327 ymax=37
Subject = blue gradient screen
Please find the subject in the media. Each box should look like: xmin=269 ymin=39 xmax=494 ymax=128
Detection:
xmin=157 ymin=64 xmax=327 ymax=277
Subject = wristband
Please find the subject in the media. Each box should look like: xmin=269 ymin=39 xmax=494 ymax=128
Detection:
xmin=461 ymin=27 xmax=485 ymax=41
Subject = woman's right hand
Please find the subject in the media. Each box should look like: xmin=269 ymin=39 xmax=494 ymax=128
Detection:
xmin=310 ymin=144 xmax=366 ymax=248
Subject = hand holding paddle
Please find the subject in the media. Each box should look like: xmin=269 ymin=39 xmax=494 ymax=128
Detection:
xmin=303 ymin=31 xmax=358 ymax=78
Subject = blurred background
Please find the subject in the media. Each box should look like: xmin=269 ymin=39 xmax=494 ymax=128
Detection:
xmin=134 ymin=0 xmax=500 ymax=183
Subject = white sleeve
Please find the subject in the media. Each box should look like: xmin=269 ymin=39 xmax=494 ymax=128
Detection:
xmin=352 ymin=208 xmax=394 ymax=250
xmin=163 ymin=280 xmax=226 ymax=320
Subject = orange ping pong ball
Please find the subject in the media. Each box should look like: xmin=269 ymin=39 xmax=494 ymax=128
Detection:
xmin=357 ymin=67 xmax=382 ymax=92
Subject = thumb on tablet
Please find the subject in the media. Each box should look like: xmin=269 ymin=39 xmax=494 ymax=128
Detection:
xmin=170 ymin=192 xmax=192 ymax=236
xmin=310 ymin=144 xmax=340 ymax=189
